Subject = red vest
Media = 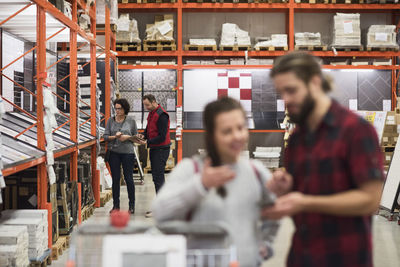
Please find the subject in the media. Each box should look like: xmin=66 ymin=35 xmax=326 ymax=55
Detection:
xmin=147 ymin=105 xmax=170 ymax=147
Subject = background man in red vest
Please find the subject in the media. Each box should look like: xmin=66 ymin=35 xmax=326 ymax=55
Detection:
xmin=138 ymin=94 xmax=171 ymax=218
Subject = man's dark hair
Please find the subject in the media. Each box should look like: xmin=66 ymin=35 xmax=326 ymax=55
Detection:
xmin=143 ymin=94 xmax=157 ymax=103
xmin=113 ymin=98 xmax=130 ymax=115
xmin=271 ymin=52 xmax=332 ymax=93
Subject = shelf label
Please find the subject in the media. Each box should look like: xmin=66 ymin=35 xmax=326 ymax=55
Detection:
xmin=383 ymin=99 xmax=391 ymax=111
xmin=343 ymin=21 xmax=353 ymax=34
xmin=277 ymin=99 xmax=285 ymax=112
xmin=375 ymin=33 xmax=388 ymax=42
xmin=349 ymin=99 xmax=358 ymax=111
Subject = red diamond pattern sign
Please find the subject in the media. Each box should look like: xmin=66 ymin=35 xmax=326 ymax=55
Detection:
xmin=217 ymin=71 xmax=252 ymax=111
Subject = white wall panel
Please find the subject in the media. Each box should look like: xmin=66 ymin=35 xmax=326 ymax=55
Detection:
xmin=183 ymin=70 xmax=218 ymax=112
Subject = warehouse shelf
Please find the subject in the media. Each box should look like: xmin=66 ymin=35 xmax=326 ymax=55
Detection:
xmin=183 ymin=129 xmax=285 ymax=133
xmin=117 ymin=0 xmax=400 ymax=163
xmin=0 ymin=0 xmax=110 ymax=250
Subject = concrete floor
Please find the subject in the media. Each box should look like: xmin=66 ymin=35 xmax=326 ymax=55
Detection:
xmin=52 ymin=174 xmax=400 ymax=267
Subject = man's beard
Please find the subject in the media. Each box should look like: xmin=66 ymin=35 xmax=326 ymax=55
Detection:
xmin=288 ymin=92 xmax=315 ymax=125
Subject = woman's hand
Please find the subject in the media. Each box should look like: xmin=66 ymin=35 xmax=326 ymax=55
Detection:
xmin=118 ymin=135 xmax=131 ymax=142
xmin=115 ymin=132 xmax=122 ymax=138
xmin=266 ymin=169 xmax=293 ymax=196
xmin=201 ymin=158 xmax=235 ymax=189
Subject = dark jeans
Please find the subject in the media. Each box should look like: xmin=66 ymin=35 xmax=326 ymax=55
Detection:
xmin=108 ymin=151 xmax=135 ymax=208
xmin=149 ymin=147 xmax=170 ymax=193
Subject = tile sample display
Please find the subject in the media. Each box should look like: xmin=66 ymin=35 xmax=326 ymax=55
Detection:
xmin=120 ymin=91 xmax=142 ymax=112
xmin=119 ymin=70 xmax=142 ymax=91
xmin=143 ymin=70 xmax=176 ymax=92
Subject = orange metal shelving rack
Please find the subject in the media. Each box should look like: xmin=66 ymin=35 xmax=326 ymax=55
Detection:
xmin=117 ymin=0 xmax=400 ymax=162
xmin=0 ymin=0 xmax=112 ymax=250
xmin=118 ymin=0 xmax=400 ymax=161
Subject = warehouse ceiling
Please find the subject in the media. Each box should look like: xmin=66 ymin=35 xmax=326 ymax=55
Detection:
xmin=0 ymin=0 xmax=86 ymax=43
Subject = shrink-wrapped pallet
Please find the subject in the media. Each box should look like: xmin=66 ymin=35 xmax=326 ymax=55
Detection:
xmin=332 ymin=13 xmax=361 ymax=47
xmin=295 ymin=32 xmax=322 ymax=46
xmin=367 ymin=25 xmax=399 ymax=49
xmin=116 ymin=14 xmax=141 ymax=43
xmin=220 ymin=23 xmax=251 ymax=46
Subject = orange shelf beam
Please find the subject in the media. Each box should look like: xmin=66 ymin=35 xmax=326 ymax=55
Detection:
xmin=182 ymin=3 xmax=288 ymax=11
xmin=182 ymin=64 xmax=273 ymax=69
xmin=119 ymin=64 xmax=178 ymax=69
xmin=182 ymin=129 xmax=285 ymax=133
xmin=323 ymin=65 xmax=400 ymax=70
xmin=78 ymin=139 xmax=97 ymax=150
xmin=182 ymin=50 xmax=286 ymax=57
xmin=294 ymin=3 xmax=400 ymax=10
xmin=117 ymin=51 xmax=179 ymax=57
xmin=118 ymin=3 xmax=179 ymax=11
xmin=2 ymin=157 xmax=46 ymax=177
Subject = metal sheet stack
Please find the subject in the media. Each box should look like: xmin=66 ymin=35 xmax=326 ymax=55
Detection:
xmin=295 ymin=32 xmax=322 ymax=46
xmin=253 ymin=147 xmax=282 ymax=169
xmin=332 ymin=13 xmax=361 ymax=47
xmin=220 ymin=23 xmax=251 ymax=46
xmin=0 ymin=225 xmax=29 ymax=267
xmin=367 ymin=25 xmax=399 ymax=49
xmin=0 ymin=210 xmax=48 ymax=260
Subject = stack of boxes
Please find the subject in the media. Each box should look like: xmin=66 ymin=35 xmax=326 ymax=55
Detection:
xmin=0 ymin=225 xmax=29 ymax=267
xmin=295 ymin=32 xmax=322 ymax=46
xmin=0 ymin=210 xmax=48 ymax=260
xmin=220 ymin=23 xmax=251 ymax=46
xmin=366 ymin=25 xmax=399 ymax=49
xmin=382 ymin=111 xmax=400 ymax=170
xmin=145 ymin=14 xmax=174 ymax=41
xmin=253 ymin=147 xmax=282 ymax=169
xmin=116 ymin=14 xmax=141 ymax=44
xmin=332 ymin=13 xmax=361 ymax=47
xmin=254 ymin=34 xmax=288 ymax=49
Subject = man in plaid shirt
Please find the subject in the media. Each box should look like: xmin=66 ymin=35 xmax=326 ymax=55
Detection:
xmin=263 ymin=52 xmax=384 ymax=267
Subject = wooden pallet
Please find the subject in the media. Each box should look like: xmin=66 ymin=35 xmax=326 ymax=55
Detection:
xmin=51 ymin=236 xmax=69 ymax=260
xmin=100 ymin=189 xmax=112 ymax=207
xmin=184 ymin=44 xmax=217 ymax=51
xmin=333 ymin=45 xmax=364 ymax=51
xmin=142 ymin=0 xmax=176 ymax=2
xmin=183 ymin=0 xmax=216 ymax=2
xmin=96 ymin=24 xmax=117 ymax=32
xmin=81 ymin=203 xmax=95 ymax=221
xmin=255 ymin=46 xmax=288 ymax=51
xmin=330 ymin=0 xmax=365 ymax=3
xmin=366 ymin=46 xmax=399 ymax=52
xmin=220 ymin=45 xmax=251 ymax=51
xmin=143 ymin=44 xmax=177 ymax=51
xmin=118 ymin=0 xmax=142 ymax=3
xmin=29 ymin=249 xmax=52 ymax=267
xmin=143 ymin=40 xmax=176 ymax=46
xmin=295 ymin=45 xmax=328 ymax=51
xmin=116 ymin=43 xmax=141 ymax=52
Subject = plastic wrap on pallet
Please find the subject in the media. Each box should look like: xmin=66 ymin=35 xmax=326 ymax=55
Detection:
xmin=367 ymin=25 xmax=399 ymax=48
xmin=116 ymin=15 xmax=141 ymax=43
xmin=254 ymin=34 xmax=287 ymax=48
xmin=96 ymin=0 xmax=118 ymax=25
xmin=295 ymin=32 xmax=322 ymax=46
xmin=63 ymin=0 xmax=72 ymax=19
xmin=145 ymin=19 xmax=174 ymax=41
xmin=189 ymin=39 xmax=217 ymax=45
xmin=220 ymin=23 xmax=251 ymax=46
xmin=332 ymin=13 xmax=361 ymax=47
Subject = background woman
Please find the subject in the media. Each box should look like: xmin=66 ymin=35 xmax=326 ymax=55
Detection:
xmin=152 ymin=97 xmax=279 ymax=267
xmin=104 ymin=98 xmax=142 ymax=214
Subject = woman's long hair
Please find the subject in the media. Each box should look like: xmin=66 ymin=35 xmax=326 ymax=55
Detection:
xmin=203 ymin=97 xmax=246 ymax=197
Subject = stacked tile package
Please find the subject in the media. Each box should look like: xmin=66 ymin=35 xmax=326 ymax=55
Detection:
xmin=96 ymin=0 xmax=118 ymax=25
xmin=0 ymin=210 xmax=48 ymax=260
xmin=220 ymin=23 xmax=251 ymax=46
xmin=367 ymin=25 xmax=399 ymax=49
xmin=253 ymin=147 xmax=282 ymax=169
xmin=145 ymin=14 xmax=174 ymax=41
xmin=295 ymin=32 xmax=322 ymax=46
xmin=0 ymin=225 xmax=29 ymax=267
xmin=116 ymin=14 xmax=140 ymax=43
xmin=254 ymin=34 xmax=288 ymax=48
xmin=332 ymin=13 xmax=361 ymax=47
xmin=189 ymin=39 xmax=217 ymax=46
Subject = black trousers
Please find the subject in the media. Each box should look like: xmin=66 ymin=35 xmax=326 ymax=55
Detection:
xmin=149 ymin=147 xmax=170 ymax=193
xmin=108 ymin=151 xmax=135 ymax=208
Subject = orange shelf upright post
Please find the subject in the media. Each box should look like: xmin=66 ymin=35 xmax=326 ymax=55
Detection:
xmin=91 ymin=3 xmax=100 ymax=208
xmin=36 ymin=5 xmax=51 ymax=248
xmin=105 ymin=6 xmax=111 ymax=123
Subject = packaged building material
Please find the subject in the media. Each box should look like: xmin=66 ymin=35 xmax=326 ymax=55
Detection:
xmin=253 ymin=147 xmax=282 ymax=169
xmin=295 ymin=32 xmax=322 ymax=46
xmin=332 ymin=13 xmax=361 ymax=47
xmin=0 ymin=225 xmax=29 ymax=267
xmin=116 ymin=14 xmax=140 ymax=43
xmin=220 ymin=23 xmax=251 ymax=46
xmin=254 ymin=34 xmax=288 ymax=48
xmin=96 ymin=0 xmax=118 ymax=25
xmin=189 ymin=39 xmax=217 ymax=46
xmin=367 ymin=25 xmax=399 ymax=48
xmin=145 ymin=14 xmax=174 ymax=41
xmin=0 ymin=210 xmax=48 ymax=259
